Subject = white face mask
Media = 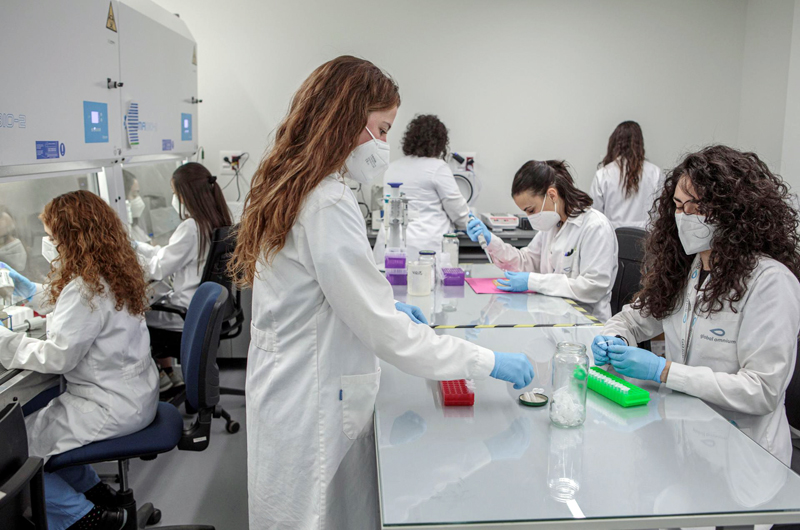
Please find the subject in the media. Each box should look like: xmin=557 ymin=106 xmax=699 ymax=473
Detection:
xmin=129 ymin=196 xmax=146 ymax=218
xmin=675 ymin=213 xmax=715 ymax=255
xmin=344 ymin=126 xmax=390 ymax=185
xmin=172 ymin=194 xmax=183 ymax=217
xmin=527 ymin=194 xmax=561 ymax=231
xmin=41 ymin=236 xmax=58 ymax=264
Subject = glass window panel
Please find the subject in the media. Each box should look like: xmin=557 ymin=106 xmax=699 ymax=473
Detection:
xmin=121 ymin=161 xmax=181 ymax=246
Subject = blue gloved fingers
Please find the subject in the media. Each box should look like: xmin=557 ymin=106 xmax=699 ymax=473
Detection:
xmin=607 ymin=344 xmax=630 ymax=355
xmin=466 ymin=218 xmax=483 ymax=242
xmin=495 ymin=284 xmax=514 ymax=292
xmin=411 ymin=306 xmax=429 ymax=325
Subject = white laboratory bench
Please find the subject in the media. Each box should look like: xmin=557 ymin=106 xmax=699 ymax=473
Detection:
xmin=375 ymin=326 xmax=800 ymax=529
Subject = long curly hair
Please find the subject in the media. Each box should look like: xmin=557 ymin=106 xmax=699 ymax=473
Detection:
xmin=600 ymin=121 xmax=645 ymax=198
xmin=401 ymin=114 xmax=449 ymax=159
xmin=40 ymin=191 xmax=149 ymax=316
xmin=633 ymin=145 xmax=800 ymax=319
xmin=229 ymin=56 xmax=400 ymax=287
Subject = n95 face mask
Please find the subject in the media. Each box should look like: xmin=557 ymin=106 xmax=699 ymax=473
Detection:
xmin=129 ymin=196 xmax=146 ymax=219
xmin=675 ymin=213 xmax=715 ymax=255
xmin=527 ymin=195 xmax=561 ymax=231
xmin=41 ymin=236 xmax=58 ymax=264
xmin=344 ymin=127 xmax=390 ymax=185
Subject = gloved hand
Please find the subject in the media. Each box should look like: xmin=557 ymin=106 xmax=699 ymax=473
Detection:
xmin=591 ymin=335 xmax=626 ymax=366
xmin=491 ymin=352 xmax=535 ymax=389
xmin=0 ymin=262 xmax=36 ymax=300
xmin=395 ymin=302 xmax=429 ymax=325
xmin=607 ymin=345 xmax=667 ymax=383
xmin=496 ymin=294 xmax=529 ymax=312
xmin=467 ymin=216 xmax=492 ymax=245
xmin=495 ymin=271 xmax=530 ymax=292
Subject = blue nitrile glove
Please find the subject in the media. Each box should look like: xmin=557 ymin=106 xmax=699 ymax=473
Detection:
xmin=395 ymin=302 xmax=429 ymax=325
xmin=497 ymin=294 xmax=529 ymax=312
xmin=607 ymin=345 xmax=667 ymax=383
xmin=591 ymin=335 xmax=626 ymax=366
xmin=0 ymin=262 xmax=36 ymax=300
xmin=467 ymin=216 xmax=492 ymax=245
xmin=495 ymin=271 xmax=530 ymax=292
xmin=491 ymin=352 xmax=535 ymax=389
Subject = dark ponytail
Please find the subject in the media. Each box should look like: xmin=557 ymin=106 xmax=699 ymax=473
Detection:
xmin=511 ymin=160 xmax=593 ymax=218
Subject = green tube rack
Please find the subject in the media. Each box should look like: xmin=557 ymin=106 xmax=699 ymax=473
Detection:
xmin=588 ymin=366 xmax=650 ymax=407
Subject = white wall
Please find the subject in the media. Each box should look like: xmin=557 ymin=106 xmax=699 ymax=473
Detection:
xmin=153 ymin=0 xmax=752 ymax=212
xmin=781 ymin=0 xmax=800 ymax=191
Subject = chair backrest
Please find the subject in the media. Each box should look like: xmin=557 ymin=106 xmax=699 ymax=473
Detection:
xmin=0 ymin=403 xmax=46 ymax=529
xmin=785 ymin=338 xmax=800 ymax=430
xmin=611 ymin=227 xmax=648 ymax=316
xmin=181 ymin=282 xmax=228 ymax=412
xmin=200 ymin=225 xmax=244 ymax=339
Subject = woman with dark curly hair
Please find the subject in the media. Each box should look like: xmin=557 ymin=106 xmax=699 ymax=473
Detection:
xmin=592 ymin=145 xmax=800 ymax=465
xmin=375 ymin=114 xmax=470 ymax=261
xmin=0 ymin=190 xmax=158 ymax=529
xmin=591 ymin=121 xmax=664 ymax=229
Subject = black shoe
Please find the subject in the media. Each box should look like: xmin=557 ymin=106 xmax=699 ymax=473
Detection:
xmin=84 ymin=481 xmax=123 ymax=508
xmin=67 ymin=505 xmax=128 ymax=529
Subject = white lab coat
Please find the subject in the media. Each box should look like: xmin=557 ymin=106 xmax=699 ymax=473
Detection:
xmin=603 ymin=255 xmax=800 ymax=466
xmin=486 ymin=208 xmax=618 ymax=322
xmin=136 ymin=218 xmax=205 ymax=331
xmin=246 ymin=174 xmax=495 ymax=529
xmin=590 ymin=160 xmax=664 ymax=230
xmin=374 ymin=156 xmax=470 ymax=262
xmin=0 ymin=279 xmax=159 ymax=461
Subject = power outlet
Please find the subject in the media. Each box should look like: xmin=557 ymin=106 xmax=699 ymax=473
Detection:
xmin=220 ymin=150 xmax=245 ymax=175
xmin=452 ymin=151 xmax=476 ymax=172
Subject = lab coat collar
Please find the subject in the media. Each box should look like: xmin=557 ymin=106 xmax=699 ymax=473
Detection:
xmin=563 ymin=208 xmax=590 ymax=228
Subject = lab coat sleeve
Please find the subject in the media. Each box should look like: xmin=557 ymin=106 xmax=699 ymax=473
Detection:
xmin=0 ymin=281 xmax=103 ymax=374
xmin=432 ymin=164 xmax=470 ymax=230
xmin=300 ymin=194 xmax=495 ymax=381
xmin=135 ymin=219 xmax=198 ymax=281
xmin=590 ymin=171 xmax=605 ymax=214
xmin=486 ymin=232 xmax=543 ymax=272
xmin=666 ymin=268 xmax=800 ymax=416
xmin=602 ymin=302 xmax=665 ymax=346
xmin=526 ymin=218 xmax=618 ymax=305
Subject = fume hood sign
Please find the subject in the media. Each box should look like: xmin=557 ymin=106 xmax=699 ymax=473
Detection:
xmin=181 ymin=114 xmax=192 ymax=141
xmin=83 ymin=101 xmax=109 ymax=143
xmin=126 ymin=102 xmax=140 ymax=147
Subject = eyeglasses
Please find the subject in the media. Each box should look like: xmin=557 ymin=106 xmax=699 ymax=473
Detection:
xmin=675 ymin=198 xmax=702 ymax=214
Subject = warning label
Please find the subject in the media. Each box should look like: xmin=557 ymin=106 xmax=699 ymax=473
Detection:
xmin=106 ymin=2 xmax=117 ymax=32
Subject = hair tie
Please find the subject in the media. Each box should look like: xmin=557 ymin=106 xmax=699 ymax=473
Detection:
xmin=208 ymin=176 xmax=217 ymax=185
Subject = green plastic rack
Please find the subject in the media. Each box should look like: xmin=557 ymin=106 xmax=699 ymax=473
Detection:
xmin=588 ymin=366 xmax=650 ymax=407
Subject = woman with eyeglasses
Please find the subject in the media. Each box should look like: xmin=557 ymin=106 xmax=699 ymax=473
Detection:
xmin=592 ymin=145 xmax=800 ymax=466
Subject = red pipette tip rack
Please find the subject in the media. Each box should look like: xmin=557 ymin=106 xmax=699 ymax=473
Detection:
xmin=440 ymin=380 xmax=475 ymax=406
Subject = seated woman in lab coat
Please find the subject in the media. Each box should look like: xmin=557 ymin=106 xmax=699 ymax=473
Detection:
xmin=590 ymin=120 xmax=664 ymax=230
xmin=374 ymin=114 xmax=470 ymax=261
xmin=467 ymin=160 xmax=618 ymax=321
xmin=134 ymin=162 xmax=232 ymax=391
xmin=592 ymin=145 xmax=800 ymax=466
xmin=0 ymin=190 xmax=158 ymax=530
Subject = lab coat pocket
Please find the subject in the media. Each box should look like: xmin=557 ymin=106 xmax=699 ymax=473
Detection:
xmin=341 ymin=368 xmax=381 ymax=440
xmin=250 ymin=320 xmax=278 ymax=353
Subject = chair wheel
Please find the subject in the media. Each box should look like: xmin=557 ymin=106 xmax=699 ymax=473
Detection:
xmin=147 ymin=509 xmax=162 ymax=525
xmin=226 ymin=420 xmax=240 ymax=434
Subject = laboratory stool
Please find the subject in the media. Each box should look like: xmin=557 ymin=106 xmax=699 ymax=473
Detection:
xmin=45 ymin=282 xmax=230 ymax=530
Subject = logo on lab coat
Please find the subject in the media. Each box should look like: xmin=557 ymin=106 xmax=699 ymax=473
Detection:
xmin=710 ymin=328 xmax=725 ymax=337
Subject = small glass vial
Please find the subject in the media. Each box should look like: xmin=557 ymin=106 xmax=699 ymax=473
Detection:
xmin=442 ymin=234 xmax=460 ymax=268
xmin=419 ymin=250 xmax=437 ymax=289
xmin=550 ymin=342 xmax=589 ymax=428
xmin=408 ymin=260 xmax=431 ymax=296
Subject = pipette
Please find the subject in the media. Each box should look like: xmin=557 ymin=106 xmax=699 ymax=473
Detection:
xmin=469 ymin=213 xmax=494 ymax=264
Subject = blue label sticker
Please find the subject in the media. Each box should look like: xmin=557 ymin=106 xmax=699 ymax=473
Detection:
xmin=181 ymin=113 xmax=192 ymax=141
xmin=36 ymin=141 xmax=60 ymax=159
xmin=162 ymin=139 xmax=174 ymax=151
xmin=83 ymin=101 xmax=109 ymax=143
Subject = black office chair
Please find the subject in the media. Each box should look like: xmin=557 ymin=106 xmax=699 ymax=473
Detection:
xmin=785 ymin=339 xmax=800 ymax=450
xmin=148 ymin=226 xmax=245 ymax=433
xmin=610 ymin=227 xmax=648 ymax=316
xmin=45 ymin=282 xmax=229 ymax=530
xmin=0 ymin=403 xmax=47 ymax=530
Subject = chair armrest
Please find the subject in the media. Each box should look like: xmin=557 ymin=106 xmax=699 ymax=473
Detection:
xmin=0 ymin=457 xmax=44 ymax=507
xmin=149 ymin=302 xmax=188 ymax=321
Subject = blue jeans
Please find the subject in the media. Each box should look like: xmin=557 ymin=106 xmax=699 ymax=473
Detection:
xmin=44 ymin=465 xmax=101 ymax=530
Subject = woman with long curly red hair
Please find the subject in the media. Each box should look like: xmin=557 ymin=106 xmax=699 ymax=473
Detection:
xmin=592 ymin=145 xmax=800 ymax=466
xmin=0 ymin=191 xmax=158 ymax=530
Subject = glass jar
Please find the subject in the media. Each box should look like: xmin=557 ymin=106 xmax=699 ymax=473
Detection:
xmin=419 ymin=250 xmax=437 ymax=289
xmin=408 ymin=260 xmax=431 ymax=296
xmin=550 ymin=342 xmax=589 ymax=428
xmin=442 ymin=234 xmax=460 ymax=268
xmin=547 ymin=424 xmax=583 ymax=502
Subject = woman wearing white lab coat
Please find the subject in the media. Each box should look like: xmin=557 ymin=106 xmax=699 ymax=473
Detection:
xmin=0 ymin=191 xmax=157 ymax=529
xmin=592 ymin=145 xmax=800 ymax=467
xmin=135 ymin=162 xmax=232 ymax=390
xmin=228 ymin=56 xmax=534 ymax=529
xmin=374 ymin=114 xmax=470 ymax=261
xmin=468 ymin=160 xmax=618 ymax=322
xmin=590 ymin=121 xmax=664 ymax=230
